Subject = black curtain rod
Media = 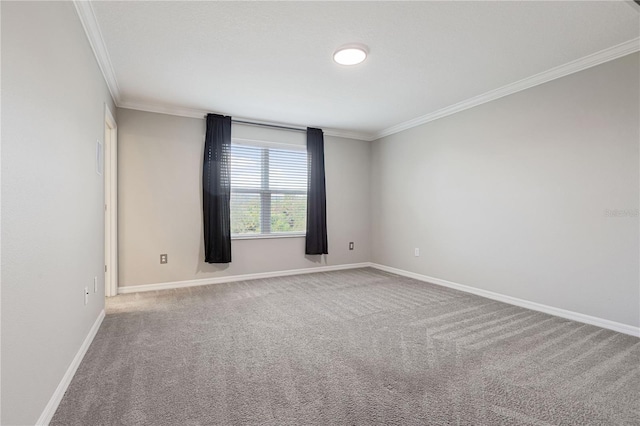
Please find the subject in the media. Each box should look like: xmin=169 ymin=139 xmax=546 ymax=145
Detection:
xmin=232 ymin=119 xmax=306 ymax=133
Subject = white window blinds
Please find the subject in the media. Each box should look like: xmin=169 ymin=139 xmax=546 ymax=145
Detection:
xmin=230 ymin=140 xmax=307 ymax=237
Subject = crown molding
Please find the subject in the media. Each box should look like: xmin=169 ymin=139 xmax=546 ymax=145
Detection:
xmin=325 ymin=129 xmax=375 ymax=141
xmin=118 ymin=100 xmax=208 ymax=121
xmin=373 ymin=37 xmax=640 ymax=140
xmin=118 ymin=100 xmax=375 ymax=141
xmin=73 ymin=0 xmax=121 ymax=104
xmin=74 ymin=0 xmax=637 ymax=143
xmin=74 ymin=0 xmax=369 ymax=141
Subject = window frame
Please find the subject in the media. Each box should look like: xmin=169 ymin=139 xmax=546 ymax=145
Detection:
xmin=230 ymin=138 xmax=307 ymax=240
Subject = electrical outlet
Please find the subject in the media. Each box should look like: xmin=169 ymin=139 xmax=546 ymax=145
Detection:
xmin=84 ymin=287 xmax=89 ymax=305
xmin=349 ymin=242 xmax=354 ymax=250
xmin=414 ymin=248 xmax=420 ymax=257
xmin=94 ymin=276 xmax=98 ymax=293
xmin=160 ymin=254 xmax=168 ymax=264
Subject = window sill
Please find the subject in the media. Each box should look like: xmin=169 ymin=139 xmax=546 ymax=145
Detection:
xmin=231 ymin=233 xmax=306 ymax=241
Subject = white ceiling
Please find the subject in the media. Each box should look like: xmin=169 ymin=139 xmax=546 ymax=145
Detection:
xmin=86 ymin=1 xmax=639 ymax=140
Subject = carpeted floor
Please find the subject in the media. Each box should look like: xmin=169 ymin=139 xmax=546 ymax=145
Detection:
xmin=52 ymin=268 xmax=640 ymax=425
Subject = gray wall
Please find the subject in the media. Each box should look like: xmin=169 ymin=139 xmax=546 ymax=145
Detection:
xmin=1 ymin=2 xmax=115 ymax=424
xmin=117 ymin=108 xmax=371 ymax=287
xmin=371 ymin=53 xmax=640 ymax=328
xmin=1 ymin=4 xmax=636 ymax=423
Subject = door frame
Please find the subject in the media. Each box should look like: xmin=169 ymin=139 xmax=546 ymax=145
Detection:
xmin=104 ymin=105 xmax=118 ymax=297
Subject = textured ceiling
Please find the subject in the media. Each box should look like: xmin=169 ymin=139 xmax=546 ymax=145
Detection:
xmin=90 ymin=1 xmax=639 ymax=139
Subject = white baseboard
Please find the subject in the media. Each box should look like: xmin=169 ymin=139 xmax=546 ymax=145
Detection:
xmin=31 ymin=264 xmax=636 ymax=425
xmin=369 ymin=263 xmax=640 ymax=338
xmin=117 ymin=261 xmax=639 ymax=337
xmin=36 ymin=310 xmax=105 ymax=426
xmin=118 ymin=262 xmax=372 ymax=294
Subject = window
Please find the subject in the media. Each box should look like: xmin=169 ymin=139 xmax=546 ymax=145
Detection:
xmin=230 ymin=140 xmax=307 ymax=237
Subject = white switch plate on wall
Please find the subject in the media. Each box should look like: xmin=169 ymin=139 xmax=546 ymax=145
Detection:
xmin=414 ymin=248 xmax=420 ymax=257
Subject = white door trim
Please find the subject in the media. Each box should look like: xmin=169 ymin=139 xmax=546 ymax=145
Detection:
xmin=104 ymin=105 xmax=118 ymax=297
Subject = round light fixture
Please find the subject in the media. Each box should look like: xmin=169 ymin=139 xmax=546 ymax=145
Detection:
xmin=333 ymin=44 xmax=368 ymax=66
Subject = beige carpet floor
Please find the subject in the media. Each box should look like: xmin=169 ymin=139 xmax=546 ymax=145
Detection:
xmin=52 ymin=268 xmax=639 ymax=425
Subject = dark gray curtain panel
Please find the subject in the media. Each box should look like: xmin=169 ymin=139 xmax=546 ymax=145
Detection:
xmin=305 ymin=127 xmax=328 ymax=255
xmin=203 ymin=114 xmax=232 ymax=263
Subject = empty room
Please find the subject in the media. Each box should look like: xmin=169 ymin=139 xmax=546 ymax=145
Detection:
xmin=2 ymin=1 xmax=639 ymax=425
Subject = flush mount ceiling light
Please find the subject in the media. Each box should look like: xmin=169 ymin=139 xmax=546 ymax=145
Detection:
xmin=333 ymin=44 xmax=368 ymax=66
